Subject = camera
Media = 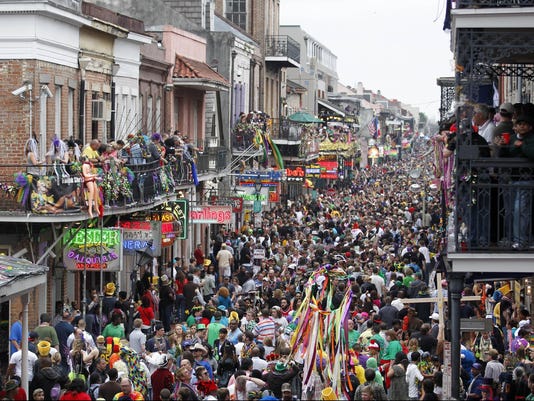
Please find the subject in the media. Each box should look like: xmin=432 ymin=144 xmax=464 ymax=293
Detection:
xmin=41 ymin=85 xmax=53 ymax=98
xmin=12 ymin=84 xmax=32 ymax=97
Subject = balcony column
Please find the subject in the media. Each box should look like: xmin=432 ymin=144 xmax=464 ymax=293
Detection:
xmin=449 ymin=272 xmax=465 ymax=400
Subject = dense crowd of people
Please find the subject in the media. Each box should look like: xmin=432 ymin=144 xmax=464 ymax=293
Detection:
xmin=6 ymin=105 xmax=534 ymax=400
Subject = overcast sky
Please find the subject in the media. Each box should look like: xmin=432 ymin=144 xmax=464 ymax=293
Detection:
xmin=280 ymin=0 xmax=454 ymax=121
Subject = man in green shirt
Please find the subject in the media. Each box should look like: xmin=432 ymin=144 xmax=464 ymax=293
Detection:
xmin=33 ymin=313 xmax=59 ymax=349
xmin=207 ymin=311 xmax=225 ymax=347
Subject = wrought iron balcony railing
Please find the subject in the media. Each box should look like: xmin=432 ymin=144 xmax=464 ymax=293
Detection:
xmin=265 ymin=35 xmax=300 ymax=63
xmin=455 ymin=0 xmax=534 ymax=8
xmin=451 ymin=156 xmax=534 ymax=253
xmin=0 ymin=155 xmax=202 ymax=217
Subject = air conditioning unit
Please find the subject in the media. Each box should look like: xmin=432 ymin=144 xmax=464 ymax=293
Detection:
xmin=92 ymin=100 xmax=111 ymax=121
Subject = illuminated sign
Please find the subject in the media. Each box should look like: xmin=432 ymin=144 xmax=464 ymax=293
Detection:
xmin=286 ymin=166 xmax=305 ymax=182
xmin=305 ymin=164 xmax=321 ymax=178
xmin=317 ymin=160 xmax=338 ymax=179
xmin=63 ymin=228 xmax=122 ymax=271
xmin=120 ymin=221 xmax=162 ymax=255
xmin=153 ymin=200 xmax=188 ymax=239
xmin=190 ymin=205 xmax=232 ymax=224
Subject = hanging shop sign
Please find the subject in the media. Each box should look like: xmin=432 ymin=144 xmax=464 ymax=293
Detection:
xmin=191 ymin=205 xmax=232 ymax=224
xmin=317 ymin=160 xmax=338 ymax=179
xmin=63 ymin=228 xmax=122 ymax=271
xmin=285 ymin=166 xmax=305 ymax=182
xmin=119 ymin=221 xmax=162 ymax=255
xmin=305 ymin=164 xmax=321 ymax=178
xmin=208 ymin=196 xmax=244 ymax=213
xmin=269 ymin=190 xmax=280 ymax=203
xmin=152 ymin=200 xmax=189 ymax=240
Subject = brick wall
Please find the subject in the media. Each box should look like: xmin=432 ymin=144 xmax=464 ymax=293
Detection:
xmin=0 ymin=60 xmax=80 ymax=165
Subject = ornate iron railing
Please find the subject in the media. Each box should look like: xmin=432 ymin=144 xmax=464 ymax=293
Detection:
xmin=452 ymin=156 xmax=534 ymax=252
xmin=265 ymin=35 xmax=300 ymax=63
xmin=0 ymin=156 xmax=202 ymax=216
xmin=456 ymin=0 xmax=534 ymax=7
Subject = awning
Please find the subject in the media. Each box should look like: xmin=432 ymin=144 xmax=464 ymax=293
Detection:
xmin=0 ymin=256 xmax=48 ymax=395
xmin=318 ymin=99 xmax=346 ymax=117
xmin=0 ymin=255 xmax=48 ymax=298
xmin=172 ymin=54 xmax=229 ymax=92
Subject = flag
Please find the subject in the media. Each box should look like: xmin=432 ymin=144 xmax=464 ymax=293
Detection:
xmin=367 ymin=117 xmax=378 ymax=139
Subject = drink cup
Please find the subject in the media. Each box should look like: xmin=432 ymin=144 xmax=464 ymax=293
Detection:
xmin=502 ymin=133 xmax=511 ymax=145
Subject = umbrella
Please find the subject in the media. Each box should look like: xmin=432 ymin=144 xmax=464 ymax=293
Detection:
xmin=288 ymin=111 xmax=323 ymax=124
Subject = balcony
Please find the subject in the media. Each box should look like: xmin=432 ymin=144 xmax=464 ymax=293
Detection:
xmin=265 ymin=35 xmax=300 ymax=69
xmin=196 ymin=148 xmax=228 ymax=173
xmin=0 ymin=157 xmax=197 ymax=222
xmin=447 ymin=156 xmax=534 ymax=273
xmin=455 ymin=0 xmax=534 ymax=7
xmin=270 ymin=118 xmax=301 ymax=142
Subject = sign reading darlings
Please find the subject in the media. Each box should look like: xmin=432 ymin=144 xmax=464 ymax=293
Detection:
xmin=62 ymin=228 xmax=122 ymax=271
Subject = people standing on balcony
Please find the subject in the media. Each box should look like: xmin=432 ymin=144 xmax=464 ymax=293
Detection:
xmin=473 ymin=104 xmax=496 ymax=150
xmin=502 ymin=113 xmax=534 ymax=250
xmin=25 ymin=136 xmax=44 ymax=178
xmin=81 ymin=139 xmax=102 ymax=164
xmin=81 ymin=155 xmax=101 ymax=218
xmin=493 ymin=103 xmax=515 ymax=157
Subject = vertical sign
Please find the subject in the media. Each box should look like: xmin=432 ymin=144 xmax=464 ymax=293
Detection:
xmin=443 ymin=341 xmax=451 ymax=400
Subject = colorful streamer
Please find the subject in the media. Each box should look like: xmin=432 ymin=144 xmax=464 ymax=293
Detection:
xmin=288 ymin=265 xmax=352 ymax=399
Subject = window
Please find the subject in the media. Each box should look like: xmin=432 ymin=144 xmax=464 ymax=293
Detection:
xmin=226 ymin=0 xmax=246 ymax=30
xmin=55 ymin=85 xmax=62 ymax=137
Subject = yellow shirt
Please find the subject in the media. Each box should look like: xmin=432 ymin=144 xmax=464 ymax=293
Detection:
xmin=82 ymin=146 xmax=100 ymax=161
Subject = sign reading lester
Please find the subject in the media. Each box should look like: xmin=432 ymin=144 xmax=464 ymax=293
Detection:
xmin=63 ymin=228 xmax=121 ymax=271
xmin=190 ymin=205 xmax=232 ymax=224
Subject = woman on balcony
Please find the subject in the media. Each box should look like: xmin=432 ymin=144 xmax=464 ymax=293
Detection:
xmin=81 ymin=156 xmax=101 ymax=218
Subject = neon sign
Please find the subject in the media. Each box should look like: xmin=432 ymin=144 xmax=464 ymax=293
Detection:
xmin=63 ymin=228 xmax=122 ymax=271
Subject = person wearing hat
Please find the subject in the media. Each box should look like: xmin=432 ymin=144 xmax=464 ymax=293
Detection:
xmin=505 ymin=113 xmax=534 ymax=250
xmin=159 ymin=274 xmax=175 ymax=332
xmin=280 ymin=382 xmax=294 ymax=401
xmin=467 ymin=362 xmax=485 ymax=400
xmin=493 ymin=102 xmax=515 ymax=154
xmin=191 ymin=342 xmax=214 ymax=380
xmin=261 ymin=361 xmax=298 ymax=399
xmin=1 ymin=379 xmax=25 ymax=401
xmin=151 ymin=355 xmax=174 ymax=401
xmin=102 ymin=282 xmax=117 ymax=322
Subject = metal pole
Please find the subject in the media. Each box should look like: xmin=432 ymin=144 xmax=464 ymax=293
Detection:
xmin=110 ymin=80 xmax=116 ymax=141
xmin=82 ymin=223 xmax=88 ymax=318
xmin=449 ymin=272 xmax=464 ymax=400
xmin=99 ymin=216 xmax=104 ymax=327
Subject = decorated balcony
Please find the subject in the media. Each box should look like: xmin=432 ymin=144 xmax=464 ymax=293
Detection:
xmin=0 ymin=157 xmax=196 ymax=221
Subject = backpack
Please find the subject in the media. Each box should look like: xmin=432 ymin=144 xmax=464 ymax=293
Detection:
xmin=50 ymin=383 xmax=61 ymax=401
xmin=88 ymin=385 xmax=99 ymax=401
